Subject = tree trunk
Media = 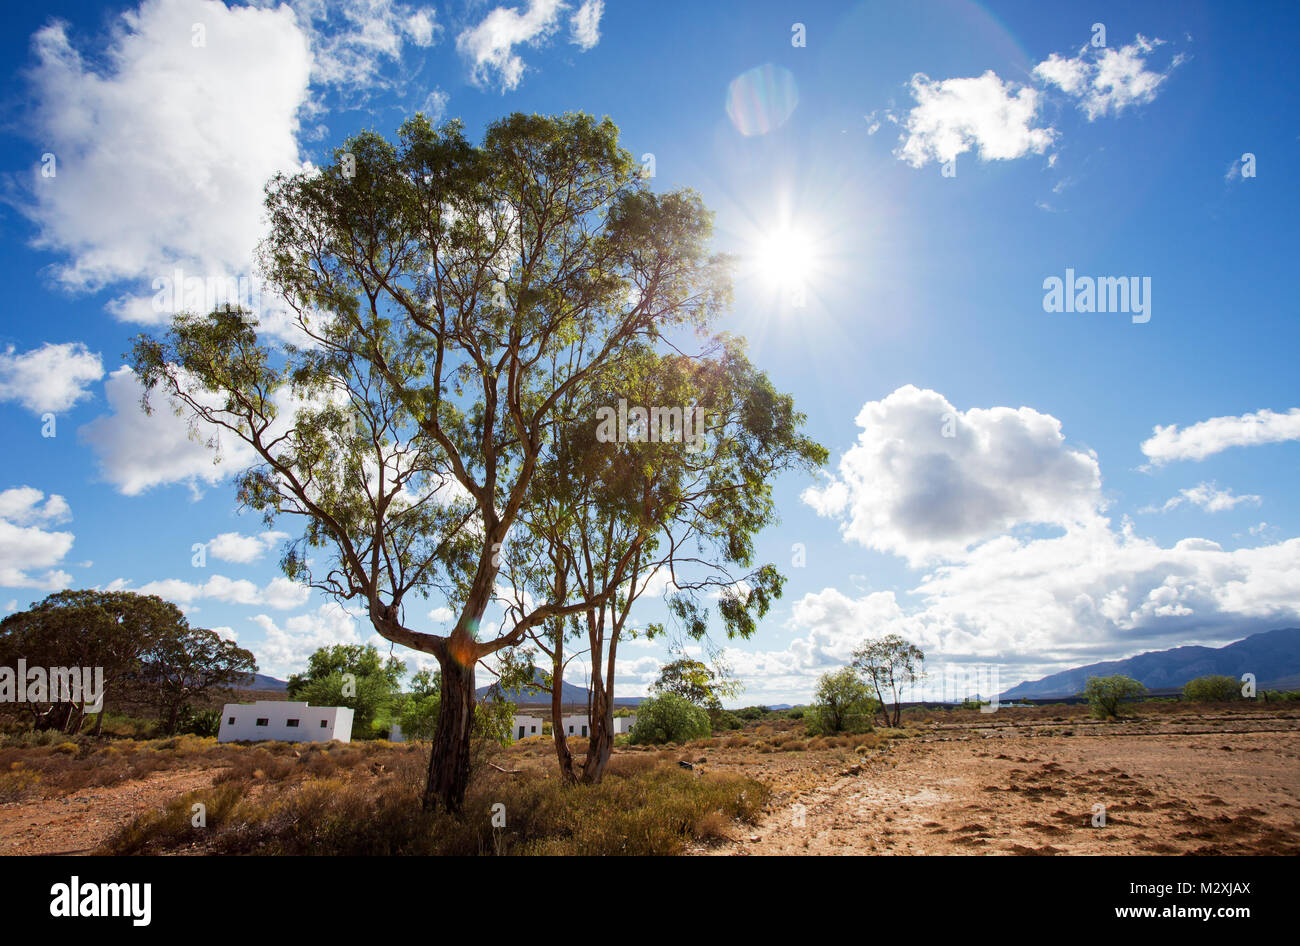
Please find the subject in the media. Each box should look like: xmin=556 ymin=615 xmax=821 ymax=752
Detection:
xmin=581 ymin=676 xmax=614 ymax=784
xmin=424 ymin=654 xmax=476 ymax=812
xmin=550 ymin=663 xmax=577 ymax=785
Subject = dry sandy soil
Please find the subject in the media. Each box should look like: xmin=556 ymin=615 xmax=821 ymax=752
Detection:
xmin=0 ymin=769 xmax=216 ymax=855
xmin=2 ymin=706 xmax=1297 ymax=855
xmin=702 ymin=710 xmax=1300 ymax=855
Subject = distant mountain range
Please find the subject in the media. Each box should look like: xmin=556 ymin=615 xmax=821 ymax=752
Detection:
xmin=477 ymin=669 xmax=644 ymax=706
xmin=237 ymin=672 xmax=289 ymax=692
xmin=1000 ymin=628 xmax=1300 ymax=699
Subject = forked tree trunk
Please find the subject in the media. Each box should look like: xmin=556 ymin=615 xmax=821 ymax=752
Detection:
xmin=424 ymin=655 xmax=476 ymax=812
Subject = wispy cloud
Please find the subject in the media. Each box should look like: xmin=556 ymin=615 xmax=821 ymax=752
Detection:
xmin=457 ymin=0 xmax=603 ymax=92
xmin=1141 ymin=408 xmax=1300 ymax=464
xmin=1142 ymin=482 xmax=1262 ymax=514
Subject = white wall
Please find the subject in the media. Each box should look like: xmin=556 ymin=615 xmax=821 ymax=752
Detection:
xmin=512 ymin=715 xmax=543 ymax=740
xmin=561 ymin=715 xmax=590 ymax=738
xmin=612 ymin=714 xmax=637 ymax=734
xmin=218 ymin=701 xmax=354 ymax=743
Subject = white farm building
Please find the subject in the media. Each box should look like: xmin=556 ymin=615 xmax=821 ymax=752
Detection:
xmin=218 ymin=700 xmax=354 ymax=743
xmin=513 ymin=715 xmax=543 ymax=740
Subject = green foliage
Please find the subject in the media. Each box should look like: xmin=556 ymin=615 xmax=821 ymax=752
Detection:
xmin=709 ymin=709 xmax=743 ymax=731
xmin=1083 ymin=674 xmax=1146 ymax=718
xmin=288 ymin=645 xmax=405 ymax=739
xmin=629 ymin=692 xmax=711 ymax=745
xmin=851 ymin=634 xmax=925 ymax=728
xmin=1261 ymin=689 xmax=1300 ymax=703
xmin=180 ymin=708 xmax=223 ymax=738
xmin=140 ymin=626 xmax=257 ymax=735
xmin=0 ymin=590 xmax=254 ymax=735
xmin=806 ymin=668 xmax=878 ymax=735
xmin=651 ymin=657 xmax=739 ymax=710
xmin=734 ymin=705 xmax=768 ymax=721
xmin=1182 ymin=674 xmax=1241 ymax=703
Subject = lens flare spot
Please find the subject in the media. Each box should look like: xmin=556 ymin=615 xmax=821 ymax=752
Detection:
xmin=726 ymin=64 xmax=799 ymax=137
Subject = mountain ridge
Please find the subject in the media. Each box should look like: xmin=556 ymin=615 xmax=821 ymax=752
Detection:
xmin=1000 ymin=628 xmax=1300 ymax=699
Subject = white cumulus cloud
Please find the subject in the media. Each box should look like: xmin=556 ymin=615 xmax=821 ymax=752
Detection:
xmin=0 ymin=342 xmax=103 ymax=414
xmin=896 ymin=71 xmax=1054 ymax=167
xmin=1035 ymin=35 xmax=1183 ymax=120
xmin=803 ymin=385 xmax=1101 ymax=564
xmin=206 ymin=530 xmax=291 ymax=564
xmin=0 ymin=487 xmax=75 ymax=590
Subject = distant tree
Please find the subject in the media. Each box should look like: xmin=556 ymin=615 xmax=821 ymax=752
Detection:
xmin=288 ymin=644 xmax=404 ymax=739
xmin=393 ymin=668 xmax=442 ymax=741
xmin=392 ymin=669 xmax=515 ymax=750
xmin=1182 ymin=675 xmax=1241 ymax=703
xmin=628 ymin=692 xmax=710 ymax=745
xmin=1083 ymin=674 xmax=1146 ymax=718
xmin=0 ymin=591 xmax=186 ymax=735
xmin=651 ymin=657 xmax=740 ymax=711
xmin=806 ymin=668 xmax=878 ymax=735
xmin=141 ymin=627 xmax=257 ymax=735
xmin=851 ymin=634 xmax=924 ymax=727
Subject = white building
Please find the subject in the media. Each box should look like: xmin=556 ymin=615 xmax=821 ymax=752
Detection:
xmin=561 ymin=714 xmax=590 ymax=738
xmin=612 ymin=714 xmax=637 ymax=735
xmin=218 ymin=700 xmax=354 ymax=744
xmin=513 ymin=715 xmax=543 ymax=740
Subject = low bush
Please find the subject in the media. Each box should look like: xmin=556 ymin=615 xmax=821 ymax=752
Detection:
xmin=103 ymin=759 xmax=769 ymax=856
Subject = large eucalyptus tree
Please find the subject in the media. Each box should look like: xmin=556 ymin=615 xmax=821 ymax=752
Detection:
xmin=132 ymin=112 xmax=730 ymax=810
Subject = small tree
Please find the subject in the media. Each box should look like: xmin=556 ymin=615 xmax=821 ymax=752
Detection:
xmin=1083 ymin=674 xmax=1146 ymax=718
xmin=288 ymin=644 xmax=404 ymax=739
xmin=628 ymin=692 xmax=710 ymax=744
xmin=141 ymin=626 xmax=257 ymax=736
xmin=806 ymin=668 xmax=878 ymax=735
xmin=650 ymin=657 xmax=740 ymax=711
xmin=1182 ymin=674 xmax=1240 ymax=703
xmin=851 ymin=634 xmax=924 ymax=728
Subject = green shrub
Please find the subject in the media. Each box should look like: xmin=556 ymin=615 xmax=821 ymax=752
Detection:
xmin=709 ymin=709 xmax=743 ymax=731
xmin=1182 ymin=675 xmax=1241 ymax=703
xmin=1083 ymin=675 xmax=1146 ymax=718
xmin=806 ymin=668 xmax=877 ymax=735
xmin=629 ymin=693 xmax=711 ymax=745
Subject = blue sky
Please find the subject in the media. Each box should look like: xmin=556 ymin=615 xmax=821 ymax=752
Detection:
xmin=1 ymin=0 xmax=1297 ymax=705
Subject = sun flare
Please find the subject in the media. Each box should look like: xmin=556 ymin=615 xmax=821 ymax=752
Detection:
xmin=754 ymin=227 xmax=815 ymax=289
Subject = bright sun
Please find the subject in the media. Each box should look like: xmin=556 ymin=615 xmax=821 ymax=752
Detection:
xmin=754 ymin=227 xmax=815 ymax=291
xmin=748 ymin=224 xmax=816 ymax=298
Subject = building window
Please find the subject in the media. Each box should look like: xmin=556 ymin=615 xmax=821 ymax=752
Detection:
xmin=255 ymin=718 xmax=269 ymax=727
xmin=320 ymin=720 xmax=328 ymax=728
xmin=227 ymin=717 xmax=235 ymax=725
xmin=582 ymin=725 xmax=588 ymax=738
xmin=286 ymin=719 xmax=300 ymax=727
xmin=568 ymin=725 xmax=574 ymax=734
xmin=530 ymin=725 xmax=536 ymax=734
